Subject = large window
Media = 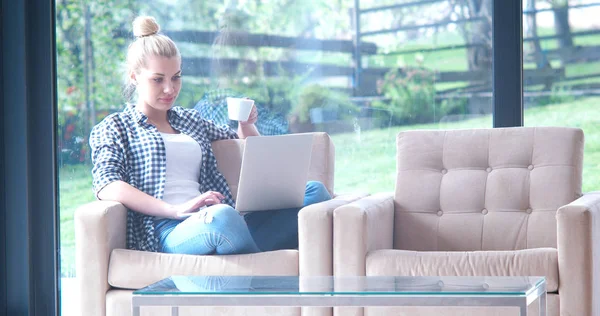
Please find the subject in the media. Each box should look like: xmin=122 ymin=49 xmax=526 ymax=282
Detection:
xmin=55 ymin=1 xmax=497 ymax=314
xmin=522 ymin=0 xmax=600 ymax=192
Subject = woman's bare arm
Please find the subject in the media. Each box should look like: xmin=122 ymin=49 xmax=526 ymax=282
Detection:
xmin=98 ymin=181 xmax=175 ymax=218
xmin=237 ymin=122 xmax=260 ymax=139
xmin=97 ymin=181 xmax=225 ymax=219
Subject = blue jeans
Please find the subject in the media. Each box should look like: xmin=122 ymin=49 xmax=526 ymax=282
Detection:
xmin=154 ymin=181 xmax=332 ymax=255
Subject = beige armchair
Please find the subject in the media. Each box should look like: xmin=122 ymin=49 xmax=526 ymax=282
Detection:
xmin=333 ymin=127 xmax=599 ymax=316
xmin=75 ymin=132 xmax=365 ymax=316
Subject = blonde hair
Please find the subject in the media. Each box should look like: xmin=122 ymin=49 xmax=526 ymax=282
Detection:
xmin=124 ymin=16 xmax=180 ymax=100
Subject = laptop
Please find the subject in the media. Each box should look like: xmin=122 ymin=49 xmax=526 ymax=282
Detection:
xmin=234 ymin=133 xmax=314 ymax=212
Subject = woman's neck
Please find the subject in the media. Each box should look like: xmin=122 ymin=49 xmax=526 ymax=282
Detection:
xmin=136 ymin=103 xmax=178 ymax=133
xmin=136 ymin=103 xmax=168 ymax=124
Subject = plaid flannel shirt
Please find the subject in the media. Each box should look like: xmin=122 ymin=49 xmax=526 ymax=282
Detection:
xmin=89 ymin=104 xmax=238 ymax=252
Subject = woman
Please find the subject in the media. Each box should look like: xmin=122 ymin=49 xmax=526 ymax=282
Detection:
xmin=89 ymin=16 xmax=331 ymax=255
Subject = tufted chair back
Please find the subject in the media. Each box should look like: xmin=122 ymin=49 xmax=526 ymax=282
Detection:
xmin=393 ymin=127 xmax=584 ymax=251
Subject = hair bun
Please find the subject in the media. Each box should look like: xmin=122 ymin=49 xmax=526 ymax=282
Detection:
xmin=132 ymin=16 xmax=160 ymax=38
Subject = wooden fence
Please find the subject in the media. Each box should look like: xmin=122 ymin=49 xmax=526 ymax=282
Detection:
xmin=160 ymin=1 xmax=600 ymax=103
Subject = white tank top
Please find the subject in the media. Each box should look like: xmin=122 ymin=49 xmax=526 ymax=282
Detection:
xmin=160 ymin=132 xmax=203 ymax=205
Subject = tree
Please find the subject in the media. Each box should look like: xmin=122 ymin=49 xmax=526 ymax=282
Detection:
xmin=452 ymin=0 xmax=493 ymax=113
xmin=545 ymin=0 xmax=573 ymax=51
xmin=454 ymin=0 xmax=493 ymax=75
xmin=56 ymin=0 xmax=137 ymax=164
xmin=525 ymin=0 xmax=546 ymax=69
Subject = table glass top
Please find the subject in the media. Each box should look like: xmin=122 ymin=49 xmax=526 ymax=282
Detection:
xmin=134 ymin=276 xmax=545 ymax=296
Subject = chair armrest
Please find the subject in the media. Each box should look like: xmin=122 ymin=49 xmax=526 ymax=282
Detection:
xmin=299 ymin=194 xmax=368 ymax=316
xmin=299 ymin=193 xmax=369 ymax=277
xmin=74 ymin=200 xmax=127 ymax=316
xmin=557 ymin=191 xmax=600 ymax=316
xmin=333 ymin=193 xmax=395 ymax=277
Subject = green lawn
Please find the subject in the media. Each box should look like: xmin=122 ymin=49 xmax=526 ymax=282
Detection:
xmin=59 ymin=96 xmax=600 ymax=276
xmin=330 ymin=97 xmax=600 ymax=194
xmin=59 ymin=165 xmax=94 ymax=277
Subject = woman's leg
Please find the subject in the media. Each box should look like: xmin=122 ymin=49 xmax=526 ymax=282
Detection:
xmin=244 ymin=181 xmax=332 ymax=252
xmin=158 ymin=204 xmax=260 ymax=255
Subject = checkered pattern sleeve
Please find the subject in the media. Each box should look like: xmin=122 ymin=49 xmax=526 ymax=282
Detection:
xmin=178 ymin=107 xmax=239 ymax=141
xmin=201 ymin=117 xmax=239 ymax=141
xmin=89 ymin=117 xmax=127 ymax=198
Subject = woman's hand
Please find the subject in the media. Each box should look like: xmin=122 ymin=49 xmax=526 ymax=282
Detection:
xmin=237 ymin=102 xmax=260 ymax=138
xmin=239 ymin=104 xmax=258 ymax=126
xmin=169 ymin=191 xmax=225 ymax=219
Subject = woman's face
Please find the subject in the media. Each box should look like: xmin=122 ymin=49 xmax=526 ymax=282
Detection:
xmin=132 ymin=55 xmax=182 ymax=113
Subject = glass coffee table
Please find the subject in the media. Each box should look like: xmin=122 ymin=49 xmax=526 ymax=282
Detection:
xmin=132 ymin=275 xmax=546 ymax=316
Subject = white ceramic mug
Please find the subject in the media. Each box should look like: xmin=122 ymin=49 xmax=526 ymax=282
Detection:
xmin=226 ymin=97 xmax=254 ymax=121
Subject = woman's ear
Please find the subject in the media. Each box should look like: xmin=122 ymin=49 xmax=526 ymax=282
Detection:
xmin=129 ymin=71 xmax=137 ymax=85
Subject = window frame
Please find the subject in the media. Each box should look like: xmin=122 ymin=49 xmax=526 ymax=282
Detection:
xmin=0 ymin=0 xmax=5 ymax=310
xmin=493 ymin=0 xmax=524 ymax=127
xmin=1 ymin=0 xmax=59 ymax=314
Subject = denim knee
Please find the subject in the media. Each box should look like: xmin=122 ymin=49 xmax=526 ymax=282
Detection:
xmin=208 ymin=204 xmax=244 ymax=222
xmin=307 ymin=180 xmax=327 ymax=192
xmin=305 ymin=181 xmax=332 ymax=205
xmin=207 ymin=204 xmax=260 ymax=253
xmin=209 ymin=203 xmax=238 ymax=216
xmin=161 ymin=204 xmax=259 ymax=255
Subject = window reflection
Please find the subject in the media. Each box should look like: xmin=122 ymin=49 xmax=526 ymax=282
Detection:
xmin=57 ymin=2 xmax=498 ymax=314
xmin=522 ymin=0 xmax=600 ymax=192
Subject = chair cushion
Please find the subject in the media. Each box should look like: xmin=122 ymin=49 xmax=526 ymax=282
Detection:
xmin=366 ymin=248 xmax=558 ymax=292
xmin=108 ymin=249 xmax=298 ymax=289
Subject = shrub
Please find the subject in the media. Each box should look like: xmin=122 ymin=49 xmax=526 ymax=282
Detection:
xmin=373 ymin=67 xmax=469 ymax=125
xmin=290 ymin=84 xmax=359 ymax=124
xmin=373 ymin=67 xmax=436 ymax=125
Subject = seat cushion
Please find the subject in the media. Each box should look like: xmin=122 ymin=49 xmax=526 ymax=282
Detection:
xmin=366 ymin=248 xmax=558 ymax=292
xmin=106 ymin=289 xmax=300 ymax=316
xmin=108 ymin=249 xmax=298 ymax=289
